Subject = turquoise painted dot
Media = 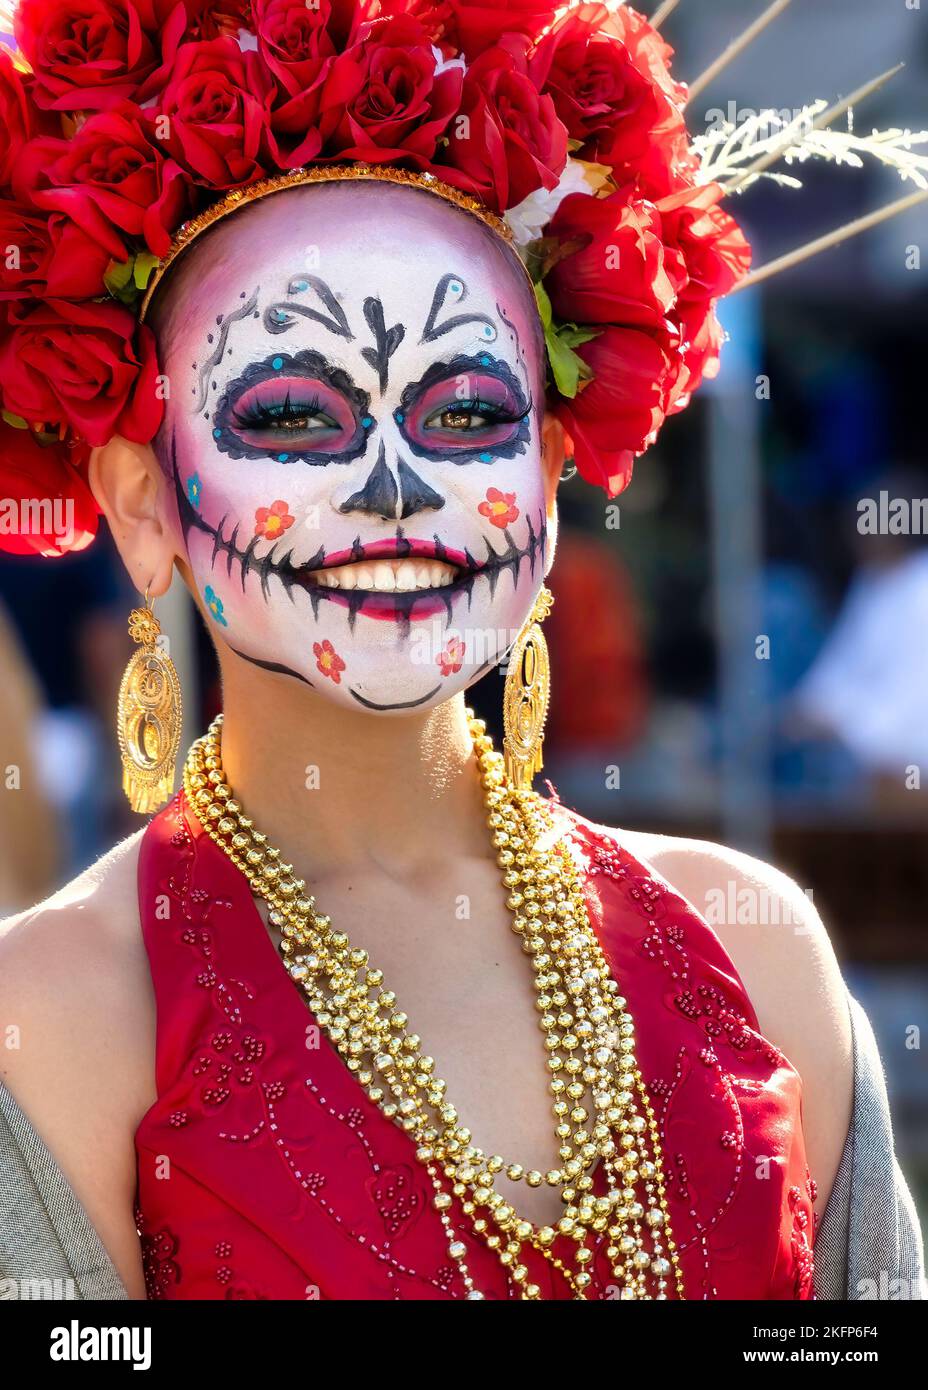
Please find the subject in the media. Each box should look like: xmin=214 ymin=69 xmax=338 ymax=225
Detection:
xmin=361 ymin=416 xmax=372 ymax=427
xmin=272 ymin=356 xmax=284 ymax=370
xmin=213 ymin=428 xmax=222 ymax=438
xmin=277 ymin=453 xmax=289 ymax=463
xmin=478 ymin=354 xmax=491 ymax=365
xmin=394 ymin=410 xmax=404 ymax=423
xmin=450 ymin=281 xmax=461 ymax=294
xmin=294 ymin=280 xmax=308 ymax=291
xmin=480 ymin=452 xmax=492 ymax=463
xmin=481 ymin=325 xmax=494 ymax=338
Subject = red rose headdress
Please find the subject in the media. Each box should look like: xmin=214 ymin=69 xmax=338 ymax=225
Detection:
xmin=0 ymin=0 xmax=925 ymax=555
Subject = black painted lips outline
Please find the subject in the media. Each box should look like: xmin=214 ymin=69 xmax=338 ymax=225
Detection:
xmin=173 ymin=449 xmax=548 ymax=634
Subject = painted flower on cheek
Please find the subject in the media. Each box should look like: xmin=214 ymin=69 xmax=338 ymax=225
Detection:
xmin=254 ymin=498 xmax=294 ymax=539
xmin=478 ymin=487 xmax=520 ymax=529
xmin=186 ymin=472 xmax=203 ymax=509
xmin=313 ymin=638 xmax=345 ymax=684
xmin=204 ymin=584 xmax=228 ymax=626
xmin=437 ymin=635 xmax=466 ymax=677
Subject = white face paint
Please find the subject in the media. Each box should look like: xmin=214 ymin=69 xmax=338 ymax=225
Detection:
xmin=152 ymin=181 xmax=550 ymax=714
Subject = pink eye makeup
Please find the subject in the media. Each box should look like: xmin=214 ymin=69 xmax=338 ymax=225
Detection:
xmin=395 ymin=353 xmax=532 ymax=464
xmin=213 ymin=350 xmax=374 ymax=463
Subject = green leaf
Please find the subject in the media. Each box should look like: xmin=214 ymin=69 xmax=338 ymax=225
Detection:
xmin=1 ymin=410 xmax=28 ymax=430
xmin=533 ymin=277 xmax=553 ymax=330
xmin=543 ymin=320 xmax=601 ymax=398
xmin=104 ymin=258 xmax=133 ymax=294
xmin=133 ymin=252 xmax=160 ymax=290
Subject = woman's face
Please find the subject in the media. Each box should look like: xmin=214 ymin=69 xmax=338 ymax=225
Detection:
xmin=152 ymin=180 xmax=551 ymax=714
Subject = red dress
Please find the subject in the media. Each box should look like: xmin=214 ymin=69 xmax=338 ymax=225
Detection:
xmin=134 ymin=789 xmax=816 ymax=1300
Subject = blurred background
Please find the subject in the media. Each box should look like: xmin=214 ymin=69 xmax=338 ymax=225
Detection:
xmin=1 ymin=0 xmax=926 ymax=1252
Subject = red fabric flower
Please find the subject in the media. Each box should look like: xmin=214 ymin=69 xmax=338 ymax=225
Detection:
xmin=24 ymin=106 xmax=191 ymax=261
xmin=257 ymin=0 xmax=369 ymax=166
xmin=313 ymin=638 xmax=346 ymax=683
xmin=0 ymin=422 xmax=98 ymax=557
xmin=184 ymin=1 xmax=256 ymax=42
xmin=317 ymin=15 xmax=463 ymax=166
xmin=13 ymin=0 xmax=186 ymax=113
xmin=537 ymin=4 xmax=691 ymax=199
xmin=155 ymin=37 xmax=276 ymax=187
xmin=655 ymin=182 xmax=751 ymax=408
xmin=553 ymin=324 xmax=679 ymax=496
xmin=0 ymin=298 xmax=164 ymax=447
xmin=546 ymin=187 xmax=677 ymax=329
xmin=437 ymin=634 xmax=465 ymax=676
xmin=0 ymin=201 xmax=53 ymax=300
xmin=478 ymin=486 xmax=520 ymax=529
xmin=437 ymin=36 xmax=567 ymax=213
xmin=0 ymin=49 xmax=55 ymax=194
xmin=438 ymin=0 xmax=560 ymax=61
xmin=254 ymin=498 xmax=294 ymax=539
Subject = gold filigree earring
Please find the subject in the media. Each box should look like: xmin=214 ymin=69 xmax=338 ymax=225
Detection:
xmin=117 ymin=588 xmax=183 ymax=813
xmin=503 ymin=585 xmax=554 ymax=789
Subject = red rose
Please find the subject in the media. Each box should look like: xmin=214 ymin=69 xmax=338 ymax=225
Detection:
xmin=441 ymin=0 xmax=560 ymax=60
xmin=655 ymin=183 xmax=751 ymax=407
xmin=25 ymin=105 xmax=191 ymax=260
xmin=535 ymin=3 xmax=692 ymax=198
xmin=0 ymin=49 xmax=54 ymax=193
xmin=438 ymin=37 xmax=567 ymax=213
xmin=257 ymin=0 xmax=366 ymax=95
xmin=553 ymin=324 xmax=679 ymax=495
xmin=317 ymin=16 xmax=463 ymax=165
xmin=155 ymin=37 xmax=276 ymax=187
xmin=0 ymin=201 xmax=52 ymax=300
xmin=0 ymin=298 xmax=164 ymax=446
xmin=0 ymin=423 xmax=98 ymax=557
xmin=13 ymin=0 xmax=186 ymax=112
xmin=184 ymin=1 xmax=255 ymax=42
xmin=546 ymin=188 xmax=677 ymax=329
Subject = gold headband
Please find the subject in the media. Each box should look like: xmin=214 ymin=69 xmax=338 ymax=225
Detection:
xmin=138 ymin=163 xmax=517 ymax=321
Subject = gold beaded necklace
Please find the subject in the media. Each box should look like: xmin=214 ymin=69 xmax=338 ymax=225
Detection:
xmin=182 ymin=711 xmax=685 ymax=1301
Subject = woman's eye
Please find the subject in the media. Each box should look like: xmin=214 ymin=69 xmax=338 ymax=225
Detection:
xmin=428 ymin=404 xmax=498 ymax=431
xmin=236 ymin=402 xmax=339 ymax=433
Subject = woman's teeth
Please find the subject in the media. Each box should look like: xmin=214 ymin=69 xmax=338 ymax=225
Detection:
xmin=309 ymin=558 xmax=459 ymax=591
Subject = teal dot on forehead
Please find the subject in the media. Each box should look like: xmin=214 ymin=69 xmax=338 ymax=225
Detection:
xmin=272 ymin=356 xmax=284 ymax=370
xmin=450 ymin=280 xmax=462 ymax=293
xmin=294 ymin=280 xmax=308 ymax=291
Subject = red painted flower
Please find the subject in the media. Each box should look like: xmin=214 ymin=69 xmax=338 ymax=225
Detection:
xmin=313 ymin=638 xmax=346 ymax=684
xmin=436 ymin=634 xmax=466 ymax=676
xmin=254 ymin=499 xmax=294 ymax=540
xmin=478 ymin=487 xmax=520 ymax=529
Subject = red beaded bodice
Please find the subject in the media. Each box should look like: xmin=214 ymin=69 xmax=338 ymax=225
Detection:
xmin=134 ymin=789 xmax=816 ymax=1300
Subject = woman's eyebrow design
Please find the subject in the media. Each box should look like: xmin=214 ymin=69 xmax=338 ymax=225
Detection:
xmin=264 ymin=274 xmax=355 ymax=341
xmin=420 ymin=272 xmax=499 ymax=345
xmin=195 ymin=287 xmax=260 ymax=413
xmin=361 ymin=296 xmax=406 ymax=395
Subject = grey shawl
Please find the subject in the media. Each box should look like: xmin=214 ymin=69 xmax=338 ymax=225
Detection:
xmin=0 ymin=991 xmax=923 ymax=1301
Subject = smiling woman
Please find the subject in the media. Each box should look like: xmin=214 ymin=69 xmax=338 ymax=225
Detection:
xmin=144 ymin=178 xmax=554 ymax=709
xmin=0 ymin=0 xmax=923 ymax=1310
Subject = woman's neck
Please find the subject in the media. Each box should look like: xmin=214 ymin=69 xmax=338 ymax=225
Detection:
xmin=216 ymin=656 xmax=493 ymax=884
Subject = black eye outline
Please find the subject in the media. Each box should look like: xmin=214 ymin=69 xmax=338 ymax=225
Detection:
xmin=212 ymin=349 xmax=375 ymax=464
xmin=394 ymin=353 xmax=533 ymax=465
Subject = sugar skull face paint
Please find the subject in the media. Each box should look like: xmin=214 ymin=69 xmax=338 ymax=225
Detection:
xmin=150 ymin=181 xmax=550 ymax=713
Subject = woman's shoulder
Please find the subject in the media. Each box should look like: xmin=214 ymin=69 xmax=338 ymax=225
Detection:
xmin=563 ymin=807 xmax=854 ymax=1215
xmin=0 ymin=828 xmax=156 ymax=1299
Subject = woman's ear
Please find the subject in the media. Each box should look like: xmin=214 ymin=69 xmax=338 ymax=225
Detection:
xmin=541 ymin=411 xmax=567 ymax=516
xmin=88 ymin=435 xmax=177 ymax=597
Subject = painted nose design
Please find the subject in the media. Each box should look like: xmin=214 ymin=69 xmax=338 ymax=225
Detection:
xmin=338 ymin=441 xmax=445 ymax=520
